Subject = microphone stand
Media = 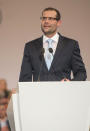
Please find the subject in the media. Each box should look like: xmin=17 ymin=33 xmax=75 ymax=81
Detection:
xmin=37 ymin=48 xmax=45 ymax=81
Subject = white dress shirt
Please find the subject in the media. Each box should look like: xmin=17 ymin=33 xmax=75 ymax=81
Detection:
xmin=43 ymin=33 xmax=59 ymax=58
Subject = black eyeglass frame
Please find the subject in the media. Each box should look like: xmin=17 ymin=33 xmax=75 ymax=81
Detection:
xmin=40 ymin=17 xmax=59 ymax=21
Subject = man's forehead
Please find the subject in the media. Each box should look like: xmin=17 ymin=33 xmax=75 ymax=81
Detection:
xmin=42 ymin=10 xmax=57 ymax=17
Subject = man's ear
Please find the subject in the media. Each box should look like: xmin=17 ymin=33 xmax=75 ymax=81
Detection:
xmin=57 ymin=20 xmax=62 ymax=27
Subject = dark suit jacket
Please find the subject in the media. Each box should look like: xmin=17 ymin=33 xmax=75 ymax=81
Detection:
xmin=19 ymin=34 xmax=87 ymax=81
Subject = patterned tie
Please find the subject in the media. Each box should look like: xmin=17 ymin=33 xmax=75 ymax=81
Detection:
xmin=45 ymin=39 xmax=53 ymax=70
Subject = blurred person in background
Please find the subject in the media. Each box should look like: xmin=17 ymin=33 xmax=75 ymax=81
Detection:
xmin=0 ymin=79 xmax=12 ymax=131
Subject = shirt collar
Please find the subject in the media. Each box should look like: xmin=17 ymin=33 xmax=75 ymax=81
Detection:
xmin=43 ymin=33 xmax=59 ymax=43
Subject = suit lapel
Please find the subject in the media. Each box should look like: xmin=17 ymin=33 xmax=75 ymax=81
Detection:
xmin=50 ymin=34 xmax=64 ymax=71
xmin=35 ymin=36 xmax=43 ymax=50
xmin=35 ymin=36 xmax=48 ymax=71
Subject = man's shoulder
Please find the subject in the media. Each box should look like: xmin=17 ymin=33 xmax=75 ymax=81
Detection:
xmin=25 ymin=36 xmax=42 ymax=47
xmin=61 ymin=35 xmax=78 ymax=43
xmin=60 ymin=34 xmax=79 ymax=48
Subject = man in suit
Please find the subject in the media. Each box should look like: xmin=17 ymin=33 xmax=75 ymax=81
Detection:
xmin=19 ymin=7 xmax=87 ymax=82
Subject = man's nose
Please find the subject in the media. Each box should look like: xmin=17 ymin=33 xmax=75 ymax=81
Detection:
xmin=44 ymin=18 xmax=50 ymax=23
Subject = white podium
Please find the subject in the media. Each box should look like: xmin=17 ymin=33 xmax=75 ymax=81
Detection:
xmin=12 ymin=82 xmax=90 ymax=131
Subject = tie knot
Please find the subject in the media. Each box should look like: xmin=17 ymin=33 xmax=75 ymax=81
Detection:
xmin=47 ymin=39 xmax=53 ymax=48
xmin=47 ymin=39 xmax=53 ymax=44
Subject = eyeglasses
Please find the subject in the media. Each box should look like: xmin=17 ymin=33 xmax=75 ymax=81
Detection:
xmin=40 ymin=17 xmax=58 ymax=21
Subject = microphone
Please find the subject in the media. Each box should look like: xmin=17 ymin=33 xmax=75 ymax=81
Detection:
xmin=48 ymin=47 xmax=58 ymax=80
xmin=37 ymin=48 xmax=45 ymax=81
xmin=39 ymin=48 xmax=45 ymax=61
xmin=41 ymin=48 xmax=45 ymax=58
xmin=48 ymin=48 xmax=53 ymax=54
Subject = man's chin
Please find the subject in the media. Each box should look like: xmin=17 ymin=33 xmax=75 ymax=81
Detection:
xmin=41 ymin=28 xmax=55 ymax=36
xmin=43 ymin=30 xmax=52 ymax=35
